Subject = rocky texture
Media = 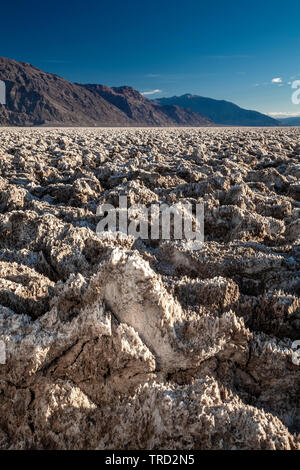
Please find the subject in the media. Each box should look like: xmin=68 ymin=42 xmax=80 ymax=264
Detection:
xmin=156 ymin=94 xmax=279 ymax=126
xmin=0 ymin=127 xmax=299 ymax=450
xmin=0 ymin=57 xmax=212 ymax=127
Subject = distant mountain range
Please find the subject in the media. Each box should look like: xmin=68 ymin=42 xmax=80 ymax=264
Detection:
xmin=278 ymin=117 xmax=300 ymax=126
xmin=0 ymin=57 xmax=280 ymax=127
xmin=155 ymin=94 xmax=279 ymax=126
xmin=0 ymin=57 xmax=211 ymax=127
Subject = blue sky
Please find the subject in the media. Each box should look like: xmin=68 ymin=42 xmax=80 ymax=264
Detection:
xmin=1 ymin=0 xmax=300 ymax=116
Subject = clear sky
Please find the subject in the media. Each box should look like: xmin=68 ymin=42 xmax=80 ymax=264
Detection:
xmin=1 ymin=0 xmax=300 ymax=117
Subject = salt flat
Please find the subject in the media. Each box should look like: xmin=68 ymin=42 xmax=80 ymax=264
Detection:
xmin=0 ymin=127 xmax=299 ymax=449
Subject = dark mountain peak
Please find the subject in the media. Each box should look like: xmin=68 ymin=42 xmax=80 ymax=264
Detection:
xmin=156 ymin=94 xmax=279 ymax=126
xmin=0 ymin=57 xmax=278 ymax=127
xmin=113 ymin=85 xmax=143 ymax=99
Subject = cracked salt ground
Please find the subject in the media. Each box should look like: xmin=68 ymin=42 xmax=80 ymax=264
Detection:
xmin=0 ymin=127 xmax=299 ymax=449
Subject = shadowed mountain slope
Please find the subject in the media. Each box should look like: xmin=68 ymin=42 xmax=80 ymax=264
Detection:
xmin=156 ymin=94 xmax=279 ymax=126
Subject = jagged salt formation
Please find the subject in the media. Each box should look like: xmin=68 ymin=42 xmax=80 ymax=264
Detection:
xmin=0 ymin=127 xmax=299 ymax=450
